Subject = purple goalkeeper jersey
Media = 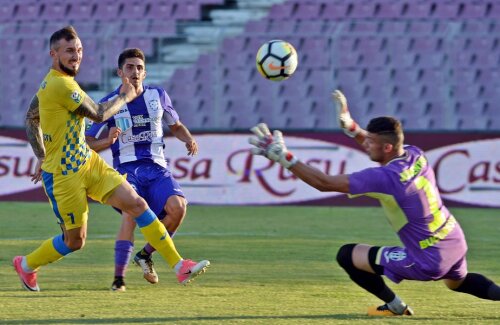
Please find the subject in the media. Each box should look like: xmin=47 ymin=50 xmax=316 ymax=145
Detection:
xmin=85 ymin=85 xmax=179 ymax=170
xmin=349 ymin=145 xmax=467 ymax=271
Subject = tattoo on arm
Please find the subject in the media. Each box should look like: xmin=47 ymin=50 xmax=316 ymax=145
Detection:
xmin=25 ymin=96 xmax=46 ymax=159
xmin=73 ymin=94 xmax=127 ymax=123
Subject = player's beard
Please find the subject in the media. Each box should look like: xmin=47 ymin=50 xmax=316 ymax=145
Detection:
xmin=59 ymin=59 xmax=79 ymax=77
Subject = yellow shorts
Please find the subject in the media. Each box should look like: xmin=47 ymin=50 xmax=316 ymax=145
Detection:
xmin=41 ymin=150 xmax=126 ymax=230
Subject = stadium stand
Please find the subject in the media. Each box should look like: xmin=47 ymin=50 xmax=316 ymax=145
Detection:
xmin=0 ymin=0 xmax=499 ymax=132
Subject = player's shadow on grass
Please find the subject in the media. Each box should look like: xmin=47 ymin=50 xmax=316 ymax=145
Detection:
xmin=4 ymin=314 xmax=436 ymax=324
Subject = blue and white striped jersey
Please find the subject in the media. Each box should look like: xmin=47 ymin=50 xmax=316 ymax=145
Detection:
xmin=85 ymin=85 xmax=179 ymax=169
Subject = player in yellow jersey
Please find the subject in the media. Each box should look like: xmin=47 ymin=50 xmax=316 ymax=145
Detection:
xmin=13 ymin=26 xmax=210 ymax=292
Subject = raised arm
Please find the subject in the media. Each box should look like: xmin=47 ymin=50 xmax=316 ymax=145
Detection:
xmin=332 ymin=90 xmax=367 ymax=146
xmin=74 ymin=77 xmax=137 ymax=123
xmin=25 ymin=95 xmax=45 ymax=183
xmin=168 ymin=120 xmax=198 ymax=156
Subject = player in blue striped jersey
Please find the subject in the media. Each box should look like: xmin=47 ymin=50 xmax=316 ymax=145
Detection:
xmin=86 ymin=48 xmax=198 ymax=291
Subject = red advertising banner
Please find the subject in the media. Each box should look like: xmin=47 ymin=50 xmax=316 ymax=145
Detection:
xmin=1 ymin=129 xmax=498 ymax=207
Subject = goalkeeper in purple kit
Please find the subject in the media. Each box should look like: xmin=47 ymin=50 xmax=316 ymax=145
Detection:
xmin=249 ymin=90 xmax=500 ymax=316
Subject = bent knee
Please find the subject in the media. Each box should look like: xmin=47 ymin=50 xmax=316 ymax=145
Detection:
xmin=336 ymin=243 xmax=357 ymax=269
xmin=65 ymin=238 xmax=85 ymax=251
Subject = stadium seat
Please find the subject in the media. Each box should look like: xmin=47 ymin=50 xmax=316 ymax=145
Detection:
xmin=294 ymin=3 xmax=320 ymax=20
xmin=40 ymin=2 xmax=67 ymax=20
xmin=66 ymin=1 xmax=94 ymax=20
xmin=321 ymin=3 xmax=348 ymax=19
xmin=16 ymin=3 xmax=41 ymax=21
xmin=376 ymin=1 xmax=404 ymax=18
xmin=268 ymin=3 xmax=294 ymax=20
xmin=459 ymin=2 xmax=487 ymax=19
xmin=433 ymin=2 xmax=459 ymax=18
xmin=348 ymin=1 xmax=376 ymax=18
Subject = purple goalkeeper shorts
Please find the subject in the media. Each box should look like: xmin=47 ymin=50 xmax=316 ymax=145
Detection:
xmin=117 ymin=160 xmax=185 ymax=220
xmin=377 ymin=246 xmax=468 ymax=284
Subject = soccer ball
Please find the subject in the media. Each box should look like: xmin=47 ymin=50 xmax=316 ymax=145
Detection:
xmin=256 ymin=40 xmax=298 ymax=81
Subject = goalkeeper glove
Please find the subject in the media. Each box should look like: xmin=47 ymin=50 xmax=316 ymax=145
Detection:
xmin=248 ymin=123 xmax=298 ymax=169
xmin=332 ymin=90 xmax=362 ymax=138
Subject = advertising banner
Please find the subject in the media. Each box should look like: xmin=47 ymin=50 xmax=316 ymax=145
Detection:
xmin=0 ymin=130 xmax=498 ymax=207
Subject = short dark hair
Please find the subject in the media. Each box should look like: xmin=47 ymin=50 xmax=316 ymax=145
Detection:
xmin=367 ymin=116 xmax=404 ymax=150
xmin=49 ymin=26 xmax=79 ymax=49
xmin=118 ymin=48 xmax=146 ymax=69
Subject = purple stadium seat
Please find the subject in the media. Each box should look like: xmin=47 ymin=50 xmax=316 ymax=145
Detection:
xmin=149 ymin=20 xmax=176 ymax=36
xmin=396 ymin=101 xmax=430 ymax=130
xmin=267 ymin=19 xmax=296 ymax=34
xmin=477 ymin=69 xmax=500 ymax=85
xmin=127 ymin=37 xmax=154 ymax=56
xmin=460 ymin=21 xmax=489 ymax=34
xmin=488 ymin=3 xmax=500 ymax=18
xmin=392 ymin=68 xmax=419 ymax=84
xmin=433 ymin=2 xmax=459 ymax=18
xmin=71 ymin=21 xmax=98 ymax=36
xmin=376 ymin=1 xmax=403 ymax=18
xmin=380 ymin=21 xmax=407 ymax=33
xmin=392 ymin=85 xmax=421 ymax=100
xmin=348 ymin=1 xmax=376 ymax=18
xmin=459 ymin=2 xmax=487 ymax=18
xmin=40 ymin=2 xmax=67 ymax=20
xmin=349 ymin=20 xmax=379 ymax=33
xmin=16 ymin=2 xmax=40 ymax=21
xmin=172 ymin=2 xmax=200 ymax=20
xmin=402 ymin=2 xmax=431 ymax=18
xmin=120 ymin=1 xmax=147 ymax=19
xmin=364 ymin=69 xmax=390 ymax=86
xmin=66 ymin=1 xmax=94 ymax=20
xmin=268 ymin=3 xmax=294 ymax=20
xmin=93 ymin=1 xmax=121 ymax=21
xmin=294 ymin=3 xmax=320 ymax=20
xmin=0 ymin=3 xmax=15 ymax=23
xmin=321 ymin=3 xmax=348 ymax=19
xmin=296 ymin=20 xmax=323 ymax=35
xmin=244 ymin=20 xmax=268 ymax=34
xmin=407 ymin=21 xmax=435 ymax=34
xmin=16 ymin=23 xmax=44 ymax=35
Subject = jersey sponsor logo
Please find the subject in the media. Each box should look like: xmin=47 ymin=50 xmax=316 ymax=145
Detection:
xmin=132 ymin=115 xmax=161 ymax=127
xmin=43 ymin=134 xmax=52 ymax=142
xmin=148 ymin=100 xmax=160 ymax=111
xmin=122 ymin=130 xmax=156 ymax=143
xmin=384 ymin=250 xmax=407 ymax=263
xmin=71 ymin=90 xmax=82 ymax=104
xmin=40 ymin=81 xmax=47 ymax=89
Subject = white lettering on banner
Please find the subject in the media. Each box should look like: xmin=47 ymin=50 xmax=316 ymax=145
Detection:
xmin=427 ymin=139 xmax=500 ymax=207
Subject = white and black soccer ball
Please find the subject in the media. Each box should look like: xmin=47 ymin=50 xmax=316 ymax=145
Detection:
xmin=256 ymin=40 xmax=298 ymax=81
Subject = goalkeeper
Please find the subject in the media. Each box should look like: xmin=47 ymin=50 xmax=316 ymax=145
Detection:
xmin=248 ymin=90 xmax=500 ymax=316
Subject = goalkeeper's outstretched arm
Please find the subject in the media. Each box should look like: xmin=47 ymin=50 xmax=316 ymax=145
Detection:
xmin=289 ymin=161 xmax=350 ymax=193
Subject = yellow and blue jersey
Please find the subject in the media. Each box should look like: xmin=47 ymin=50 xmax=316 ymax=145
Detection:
xmin=37 ymin=69 xmax=89 ymax=175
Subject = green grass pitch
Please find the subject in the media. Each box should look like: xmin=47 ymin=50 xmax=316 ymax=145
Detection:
xmin=1 ymin=202 xmax=499 ymax=324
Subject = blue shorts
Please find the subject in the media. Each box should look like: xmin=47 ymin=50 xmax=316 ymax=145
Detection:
xmin=117 ymin=160 xmax=184 ymax=219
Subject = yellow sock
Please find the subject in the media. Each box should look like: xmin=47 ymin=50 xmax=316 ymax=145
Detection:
xmin=136 ymin=209 xmax=182 ymax=268
xmin=26 ymin=234 xmax=72 ymax=270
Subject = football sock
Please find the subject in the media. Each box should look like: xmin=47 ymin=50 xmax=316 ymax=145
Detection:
xmin=336 ymin=244 xmax=396 ymax=303
xmin=138 ymin=231 xmax=176 ymax=257
xmin=453 ymin=273 xmax=500 ymax=300
xmin=114 ymin=240 xmax=133 ymax=278
xmin=174 ymin=259 xmax=184 ymax=272
xmin=135 ymin=209 xmax=182 ymax=268
xmin=25 ymin=234 xmax=73 ymax=271
xmin=387 ymin=296 xmax=408 ymax=314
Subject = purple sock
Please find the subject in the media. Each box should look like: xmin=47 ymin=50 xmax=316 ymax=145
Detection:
xmin=115 ymin=240 xmax=133 ymax=278
xmin=143 ymin=243 xmax=156 ymax=255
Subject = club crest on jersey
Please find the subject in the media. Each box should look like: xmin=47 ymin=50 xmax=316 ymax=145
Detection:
xmin=384 ymin=250 xmax=407 ymax=262
xmin=148 ymin=99 xmax=160 ymax=111
xmin=71 ymin=90 xmax=82 ymax=104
